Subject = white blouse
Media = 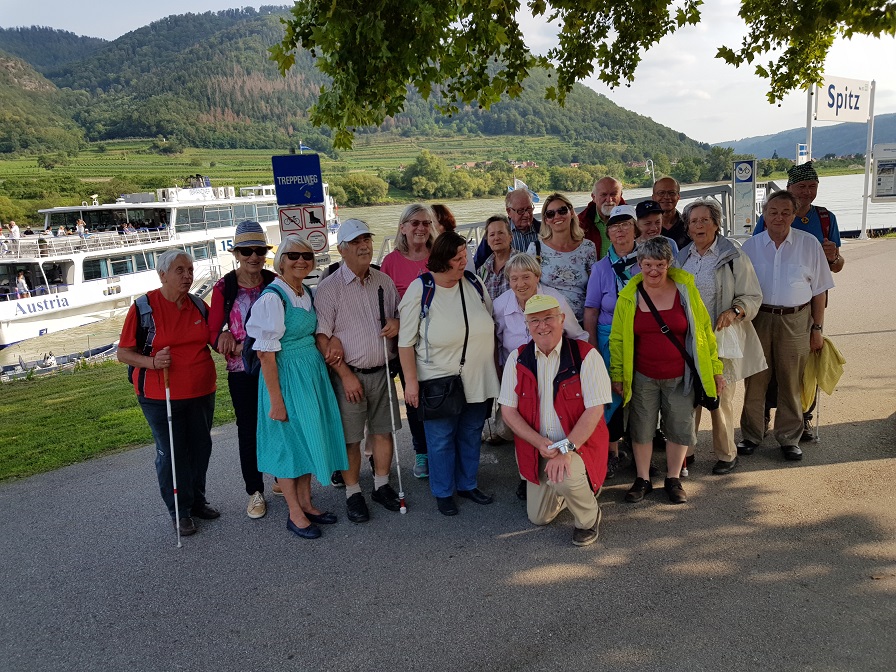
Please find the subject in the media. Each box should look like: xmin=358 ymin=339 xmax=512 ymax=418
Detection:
xmin=245 ymin=278 xmax=313 ymax=352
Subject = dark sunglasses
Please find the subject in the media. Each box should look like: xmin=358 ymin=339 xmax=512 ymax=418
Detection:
xmin=236 ymin=246 xmax=269 ymax=257
xmin=285 ymin=251 xmax=315 ymax=261
xmin=544 ymin=205 xmax=570 ymax=219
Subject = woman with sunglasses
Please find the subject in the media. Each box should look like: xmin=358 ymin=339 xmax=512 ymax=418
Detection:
xmin=527 ymin=193 xmax=597 ymax=323
xmin=208 ymin=221 xmax=277 ymax=520
xmin=246 ymin=235 xmax=348 ymax=539
xmin=380 ymin=204 xmax=437 ymax=478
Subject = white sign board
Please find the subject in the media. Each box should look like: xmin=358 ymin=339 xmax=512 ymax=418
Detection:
xmin=815 ymin=76 xmax=871 ymax=123
xmin=278 ymin=205 xmax=329 ymax=252
xmin=871 ymin=143 xmax=896 ymax=203
xmin=731 ymin=160 xmax=757 ymax=236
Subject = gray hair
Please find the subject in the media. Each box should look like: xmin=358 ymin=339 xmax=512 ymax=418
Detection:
xmin=485 ymin=214 xmax=512 ymax=236
xmin=504 ymin=252 xmax=542 ymax=279
xmin=682 ymin=198 xmax=723 ymax=234
xmin=156 ymin=248 xmax=193 ymax=276
xmin=636 ymin=236 xmax=674 ymax=264
xmin=395 ymin=203 xmax=436 ymax=254
xmin=274 ymin=235 xmax=314 ymax=274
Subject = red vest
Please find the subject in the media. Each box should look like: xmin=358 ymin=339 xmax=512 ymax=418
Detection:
xmin=513 ymin=337 xmax=609 ymax=492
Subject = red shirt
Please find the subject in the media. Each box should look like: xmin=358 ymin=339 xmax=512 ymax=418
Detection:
xmin=120 ymin=289 xmax=216 ymax=400
xmin=633 ymin=300 xmax=687 ymax=379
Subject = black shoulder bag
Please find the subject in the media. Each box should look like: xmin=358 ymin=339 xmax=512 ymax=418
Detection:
xmin=637 ymin=284 xmax=720 ymax=411
xmin=418 ymin=279 xmax=469 ymax=420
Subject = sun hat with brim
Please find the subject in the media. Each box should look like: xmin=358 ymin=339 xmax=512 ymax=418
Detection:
xmin=608 ymin=204 xmax=638 ymax=225
xmin=233 ymin=220 xmax=270 ymax=248
xmin=524 ymin=294 xmax=561 ymax=315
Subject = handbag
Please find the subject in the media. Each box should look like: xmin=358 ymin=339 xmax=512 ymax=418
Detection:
xmin=637 ymin=285 xmax=720 ymax=411
xmin=418 ymin=278 xmax=470 ymax=420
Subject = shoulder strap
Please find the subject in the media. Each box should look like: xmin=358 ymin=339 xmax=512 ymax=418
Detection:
xmin=816 ymin=206 xmax=831 ymax=240
xmin=221 ymin=271 xmax=239 ymax=330
xmin=534 ymin=239 xmax=542 ymax=261
xmin=463 ymin=270 xmax=486 ymax=303
xmin=135 ymin=294 xmax=155 ymax=356
xmin=419 ymin=272 xmax=436 ymax=319
xmin=187 ymin=293 xmax=208 ymax=321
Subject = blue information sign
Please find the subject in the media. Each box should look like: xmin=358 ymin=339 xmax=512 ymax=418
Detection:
xmin=271 ymin=154 xmax=324 ymax=206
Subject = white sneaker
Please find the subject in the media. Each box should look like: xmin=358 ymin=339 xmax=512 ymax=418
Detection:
xmin=247 ymin=491 xmax=267 ymax=519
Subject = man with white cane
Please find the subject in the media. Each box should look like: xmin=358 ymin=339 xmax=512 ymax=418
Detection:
xmin=315 ymin=219 xmax=403 ymax=523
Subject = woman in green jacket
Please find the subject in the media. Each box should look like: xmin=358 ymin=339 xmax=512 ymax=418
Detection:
xmin=609 ymin=237 xmax=724 ymax=505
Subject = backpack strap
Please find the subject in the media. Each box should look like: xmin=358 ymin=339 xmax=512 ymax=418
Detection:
xmin=463 ymin=270 xmax=486 ymax=304
xmin=186 ymin=293 xmax=208 ymax=321
xmin=419 ymin=272 xmax=436 ymax=320
xmin=221 ymin=268 xmax=275 ymax=332
xmin=816 ymin=206 xmax=831 ymax=240
xmin=129 ymin=294 xmax=156 ymax=395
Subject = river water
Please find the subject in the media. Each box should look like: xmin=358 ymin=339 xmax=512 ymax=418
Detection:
xmin=2 ymin=173 xmax=892 ymax=367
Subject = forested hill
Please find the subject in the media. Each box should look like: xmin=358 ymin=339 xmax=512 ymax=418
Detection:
xmin=714 ymin=113 xmax=896 ymax=159
xmin=0 ymin=7 xmax=708 ymax=163
xmin=0 ymin=26 xmax=106 ymax=72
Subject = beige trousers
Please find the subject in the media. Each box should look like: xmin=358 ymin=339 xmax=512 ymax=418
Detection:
xmin=694 ymin=378 xmax=738 ymax=462
xmin=741 ymin=309 xmax=811 ymax=446
xmin=527 ymin=452 xmax=600 ymax=530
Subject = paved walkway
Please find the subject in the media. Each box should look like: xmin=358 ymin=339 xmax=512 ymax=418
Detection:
xmin=2 ymin=238 xmax=895 ymax=671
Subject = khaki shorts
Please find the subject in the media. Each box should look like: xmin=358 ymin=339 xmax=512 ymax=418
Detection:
xmin=330 ymin=368 xmax=401 ymax=444
xmin=628 ymin=372 xmax=695 ymax=446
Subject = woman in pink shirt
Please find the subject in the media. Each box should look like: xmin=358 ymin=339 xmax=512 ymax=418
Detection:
xmin=379 ymin=204 xmax=437 ymax=477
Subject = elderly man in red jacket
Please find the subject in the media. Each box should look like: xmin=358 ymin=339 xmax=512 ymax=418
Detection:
xmin=499 ymin=294 xmax=612 ymax=546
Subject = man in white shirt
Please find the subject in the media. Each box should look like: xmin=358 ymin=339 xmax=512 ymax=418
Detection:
xmin=739 ymin=191 xmax=834 ymax=461
xmin=8 ymin=221 xmax=20 ymax=239
xmin=499 ymin=295 xmax=612 ymax=546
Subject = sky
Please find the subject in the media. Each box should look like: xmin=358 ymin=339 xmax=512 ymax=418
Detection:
xmin=1 ymin=0 xmax=894 ymax=147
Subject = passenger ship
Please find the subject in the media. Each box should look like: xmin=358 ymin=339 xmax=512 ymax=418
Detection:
xmin=0 ymin=177 xmax=338 ymax=347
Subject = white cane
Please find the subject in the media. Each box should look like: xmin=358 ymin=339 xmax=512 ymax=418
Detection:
xmin=164 ymin=369 xmax=182 ymax=548
xmin=379 ymin=287 xmax=406 ymax=513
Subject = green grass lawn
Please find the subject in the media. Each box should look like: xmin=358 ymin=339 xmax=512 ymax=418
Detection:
xmin=0 ymin=357 xmax=235 ymax=482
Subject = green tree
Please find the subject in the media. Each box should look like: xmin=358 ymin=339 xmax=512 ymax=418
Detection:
xmin=272 ymin=0 xmax=895 ymax=148
xmin=0 ymin=196 xmax=26 ymax=223
xmin=335 ymin=173 xmax=389 ymax=205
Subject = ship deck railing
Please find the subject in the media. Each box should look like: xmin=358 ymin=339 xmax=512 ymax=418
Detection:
xmin=2 ymin=229 xmax=175 ymax=260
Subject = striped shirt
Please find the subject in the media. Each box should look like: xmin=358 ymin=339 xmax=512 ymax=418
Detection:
xmin=499 ymin=339 xmax=612 ymax=442
xmin=314 ymin=264 xmax=400 ymax=369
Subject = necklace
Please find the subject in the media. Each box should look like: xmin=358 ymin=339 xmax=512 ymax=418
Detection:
xmin=800 ymin=206 xmax=811 ymax=224
xmin=284 ymin=279 xmax=304 ymax=296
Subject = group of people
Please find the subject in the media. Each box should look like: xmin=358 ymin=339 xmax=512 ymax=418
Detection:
xmin=120 ymin=160 xmax=842 ymax=547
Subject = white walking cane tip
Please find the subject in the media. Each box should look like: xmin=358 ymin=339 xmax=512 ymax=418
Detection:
xmin=400 ymin=506 xmax=407 ymax=514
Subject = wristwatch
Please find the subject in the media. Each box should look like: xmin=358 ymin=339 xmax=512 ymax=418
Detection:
xmin=811 ymin=324 xmax=823 ymax=332
xmin=731 ymin=306 xmax=742 ymax=318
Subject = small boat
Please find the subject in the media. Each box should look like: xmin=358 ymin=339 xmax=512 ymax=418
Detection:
xmin=0 ymin=342 xmax=119 ymax=381
xmin=0 ymin=176 xmax=339 ymax=348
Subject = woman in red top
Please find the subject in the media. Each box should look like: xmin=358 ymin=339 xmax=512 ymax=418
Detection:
xmin=118 ymin=249 xmax=217 ymax=538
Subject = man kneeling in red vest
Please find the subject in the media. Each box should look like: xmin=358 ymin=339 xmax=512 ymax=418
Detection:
xmin=499 ymin=295 xmax=612 ymax=546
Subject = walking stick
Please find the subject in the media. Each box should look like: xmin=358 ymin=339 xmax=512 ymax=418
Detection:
xmin=379 ymin=286 xmax=407 ymax=513
xmin=164 ymin=368 xmax=183 ymax=547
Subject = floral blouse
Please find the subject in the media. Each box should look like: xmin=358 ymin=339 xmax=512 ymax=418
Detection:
xmin=527 ymin=239 xmax=597 ymax=321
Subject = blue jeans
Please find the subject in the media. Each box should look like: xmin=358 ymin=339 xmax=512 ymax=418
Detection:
xmin=423 ymin=401 xmax=488 ymax=498
xmin=138 ymin=393 xmax=215 ymax=519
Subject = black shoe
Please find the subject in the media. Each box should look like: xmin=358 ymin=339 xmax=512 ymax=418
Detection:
xmin=664 ymin=477 xmax=688 ymax=504
xmin=436 ymin=496 xmax=458 ymax=516
xmin=305 ymin=511 xmax=338 ymax=525
xmin=345 ymin=493 xmax=370 ymax=522
xmin=685 ymin=454 xmax=696 ymax=467
xmin=286 ymin=517 xmax=322 ymax=539
xmin=572 ymin=526 xmax=598 ymax=546
xmin=800 ymin=418 xmax=815 ymax=443
xmin=330 ymin=471 xmax=345 ymax=487
xmin=625 ymin=477 xmax=653 ymax=503
xmin=516 ymin=478 xmax=527 ymax=501
xmin=712 ymin=457 xmax=739 ymax=475
xmin=172 ymin=516 xmax=197 ymax=536
xmin=606 ymin=452 xmax=619 ymax=479
xmin=737 ymin=439 xmax=758 ymax=455
xmin=192 ymin=502 xmax=220 ymax=520
xmin=371 ymin=483 xmax=401 ymax=511
xmin=457 ymin=488 xmax=494 ymax=505
xmin=781 ymin=445 xmax=803 ymax=461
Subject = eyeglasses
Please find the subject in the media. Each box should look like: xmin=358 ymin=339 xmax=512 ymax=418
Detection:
xmin=607 ymin=220 xmax=635 ymax=230
xmin=236 ymin=247 xmax=269 ymax=257
xmin=654 ymin=190 xmax=679 ymax=198
xmin=284 ymin=251 xmax=315 ymax=261
xmin=406 ymin=219 xmax=431 ymax=228
xmin=544 ymin=205 xmax=570 ymax=220
xmin=509 ymin=206 xmax=534 ymax=216
xmin=526 ymin=314 xmax=562 ymax=328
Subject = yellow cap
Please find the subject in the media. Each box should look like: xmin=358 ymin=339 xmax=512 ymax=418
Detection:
xmin=524 ymin=294 xmax=561 ymax=315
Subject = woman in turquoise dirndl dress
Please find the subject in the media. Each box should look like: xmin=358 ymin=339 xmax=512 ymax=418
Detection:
xmin=247 ymin=235 xmax=347 ymax=539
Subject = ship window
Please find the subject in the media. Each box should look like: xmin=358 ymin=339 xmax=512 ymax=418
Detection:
xmin=204 ymin=206 xmax=233 ymax=230
xmin=256 ymin=205 xmax=277 ymax=222
xmin=83 ymin=259 xmax=108 ymax=281
xmin=233 ymin=204 xmax=256 ymax=222
xmin=134 ymin=253 xmax=148 ymax=272
xmin=110 ymin=256 xmax=134 ymax=275
xmin=191 ymin=243 xmax=211 ymax=261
